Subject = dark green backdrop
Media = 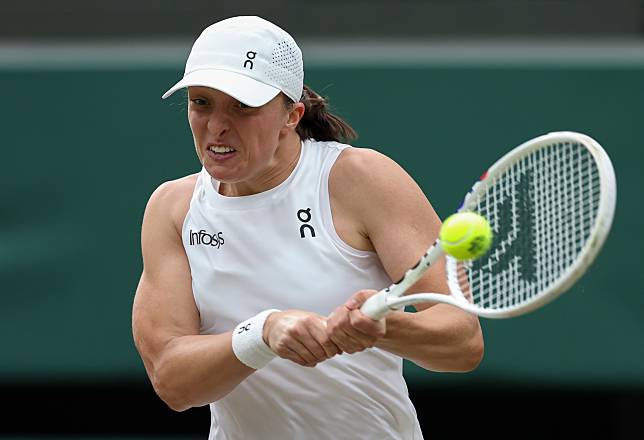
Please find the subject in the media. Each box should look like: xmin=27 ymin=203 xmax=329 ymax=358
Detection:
xmin=1 ymin=63 xmax=642 ymax=388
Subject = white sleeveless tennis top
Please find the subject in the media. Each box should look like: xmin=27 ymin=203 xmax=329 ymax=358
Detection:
xmin=182 ymin=139 xmax=423 ymax=440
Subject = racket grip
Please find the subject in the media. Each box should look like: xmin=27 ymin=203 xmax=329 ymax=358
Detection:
xmin=360 ymin=291 xmax=392 ymax=320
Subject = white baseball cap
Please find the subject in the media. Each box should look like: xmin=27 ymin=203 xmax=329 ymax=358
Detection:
xmin=162 ymin=16 xmax=304 ymax=107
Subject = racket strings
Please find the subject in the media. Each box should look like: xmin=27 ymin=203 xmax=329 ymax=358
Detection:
xmin=452 ymin=141 xmax=601 ymax=311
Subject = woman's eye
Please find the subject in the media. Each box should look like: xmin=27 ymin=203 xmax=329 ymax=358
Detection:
xmin=190 ymin=98 xmax=207 ymax=106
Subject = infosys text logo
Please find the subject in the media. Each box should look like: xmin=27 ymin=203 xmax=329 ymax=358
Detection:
xmin=188 ymin=229 xmax=225 ymax=248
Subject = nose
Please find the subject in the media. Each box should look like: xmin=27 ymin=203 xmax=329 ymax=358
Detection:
xmin=207 ymin=110 xmax=230 ymax=137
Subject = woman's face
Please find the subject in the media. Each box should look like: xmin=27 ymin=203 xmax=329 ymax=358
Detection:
xmin=187 ymin=86 xmax=300 ymax=189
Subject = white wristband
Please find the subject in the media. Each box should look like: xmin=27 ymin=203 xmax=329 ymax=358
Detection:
xmin=231 ymin=309 xmax=280 ymax=370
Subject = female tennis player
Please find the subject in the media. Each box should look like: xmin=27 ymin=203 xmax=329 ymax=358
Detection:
xmin=132 ymin=16 xmax=483 ymax=439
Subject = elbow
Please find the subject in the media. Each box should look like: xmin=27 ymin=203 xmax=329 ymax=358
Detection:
xmin=460 ymin=333 xmax=484 ymax=372
xmin=440 ymin=338 xmax=483 ymax=373
xmin=151 ymin=361 xmax=192 ymax=412
xmin=432 ymin=317 xmax=484 ymax=373
xmin=154 ymin=377 xmax=191 ymax=412
xmin=415 ymin=324 xmax=485 ymax=373
xmin=458 ymin=320 xmax=485 ymax=372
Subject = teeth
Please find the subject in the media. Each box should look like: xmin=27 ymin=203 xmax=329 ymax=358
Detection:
xmin=209 ymin=146 xmax=236 ymax=153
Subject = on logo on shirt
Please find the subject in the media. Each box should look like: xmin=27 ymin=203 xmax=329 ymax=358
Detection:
xmin=297 ymin=208 xmax=316 ymax=238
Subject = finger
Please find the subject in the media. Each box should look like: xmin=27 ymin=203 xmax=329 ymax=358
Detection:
xmin=307 ymin=321 xmax=341 ymax=358
xmin=300 ymin=326 xmax=332 ymax=361
xmin=329 ymin=326 xmax=364 ymax=354
xmin=349 ymin=309 xmax=386 ymax=339
xmin=274 ymin=336 xmax=319 ymax=366
xmin=272 ymin=338 xmax=312 ymax=366
xmin=328 ymin=303 xmax=359 ymax=331
xmin=327 ymin=307 xmax=368 ymax=352
xmin=289 ymin=337 xmax=323 ymax=365
xmin=284 ymin=320 xmax=341 ymax=364
xmin=293 ymin=317 xmax=332 ymax=361
xmin=343 ymin=290 xmax=378 ymax=310
xmin=280 ymin=317 xmax=330 ymax=362
xmin=342 ymin=324 xmax=373 ymax=348
xmin=337 ymin=313 xmax=380 ymax=349
xmin=282 ymin=345 xmax=317 ymax=367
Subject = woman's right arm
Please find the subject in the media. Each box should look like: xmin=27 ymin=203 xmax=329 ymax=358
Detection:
xmin=132 ymin=178 xmax=254 ymax=412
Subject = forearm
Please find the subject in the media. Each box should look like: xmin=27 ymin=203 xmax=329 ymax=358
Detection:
xmin=375 ymin=304 xmax=484 ymax=372
xmin=151 ymin=332 xmax=253 ymax=411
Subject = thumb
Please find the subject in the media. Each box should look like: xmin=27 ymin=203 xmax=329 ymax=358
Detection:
xmin=344 ymin=289 xmax=378 ymax=310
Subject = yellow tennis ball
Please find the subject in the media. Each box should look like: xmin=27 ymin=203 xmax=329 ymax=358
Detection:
xmin=439 ymin=212 xmax=493 ymax=260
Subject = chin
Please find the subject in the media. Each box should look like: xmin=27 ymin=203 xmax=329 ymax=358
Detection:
xmin=203 ymin=163 xmax=242 ymax=184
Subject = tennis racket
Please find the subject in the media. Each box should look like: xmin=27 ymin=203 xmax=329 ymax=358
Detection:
xmin=361 ymin=131 xmax=616 ymax=320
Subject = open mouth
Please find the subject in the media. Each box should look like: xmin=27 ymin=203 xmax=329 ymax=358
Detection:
xmin=207 ymin=145 xmax=237 ymax=160
xmin=208 ymin=145 xmax=237 ymax=154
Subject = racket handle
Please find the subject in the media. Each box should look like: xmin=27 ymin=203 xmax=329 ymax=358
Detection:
xmin=360 ymin=291 xmax=392 ymax=320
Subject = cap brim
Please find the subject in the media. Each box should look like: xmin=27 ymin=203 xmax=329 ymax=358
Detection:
xmin=161 ymin=69 xmax=281 ymax=107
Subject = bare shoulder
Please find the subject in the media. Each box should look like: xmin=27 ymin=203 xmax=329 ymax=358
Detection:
xmin=329 ymin=147 xmax=432 ymax=251
xmin=329 ymin=148 xmax=445 ymax=299
xmin=145 ymin=173 xmax=199 ymax=234
xmin=329 ymin=147 xmax=426 ymax=211
xmin=331 ymin=147 xmax=400 ymax=182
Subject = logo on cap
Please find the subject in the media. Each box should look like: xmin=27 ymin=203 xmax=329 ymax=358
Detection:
xmin=244 ymin=51 xmax=257 ymax=70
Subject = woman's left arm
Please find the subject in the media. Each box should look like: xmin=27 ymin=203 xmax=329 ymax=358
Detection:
xmin=325 ymin=148 xmax=484 ymax=372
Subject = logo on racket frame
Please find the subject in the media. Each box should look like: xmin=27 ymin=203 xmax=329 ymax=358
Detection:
xmin=471 ymin=169 xmax=536 ymax=282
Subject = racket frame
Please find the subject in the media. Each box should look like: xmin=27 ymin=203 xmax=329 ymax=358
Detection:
xmin=361 ymin=131 xmax=616 ymax=320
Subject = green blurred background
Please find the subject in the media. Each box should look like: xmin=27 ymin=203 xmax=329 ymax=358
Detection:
xmin=1 ymin=62 xmax=642 ymax=387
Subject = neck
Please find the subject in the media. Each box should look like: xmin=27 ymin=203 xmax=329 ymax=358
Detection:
xmin=219 ymin=132 xmax=302 ymax=197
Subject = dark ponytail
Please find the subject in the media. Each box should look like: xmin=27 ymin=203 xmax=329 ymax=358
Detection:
xmin=287 ymin=85 xmax=357 ymax=143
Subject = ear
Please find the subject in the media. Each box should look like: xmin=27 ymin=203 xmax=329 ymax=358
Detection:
xmin=285 ymin=101 xmax=305 ymax=129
